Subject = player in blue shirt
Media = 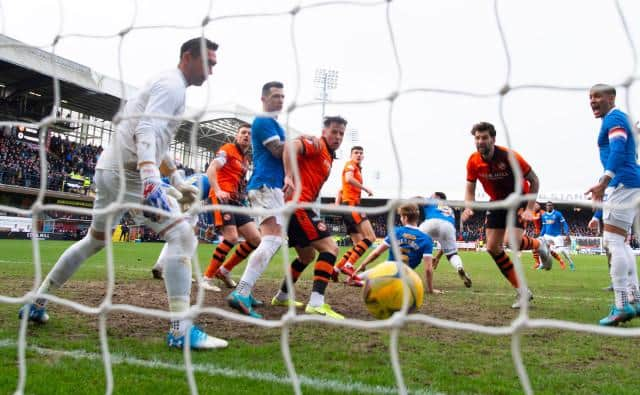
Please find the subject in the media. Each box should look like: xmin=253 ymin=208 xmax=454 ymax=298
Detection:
xmin=586 ymin=83 xmax=640 ymax=326
xmin=357 ymin=204 xmax=438 ymax=293
xmin=228 ymin=81 xmax=290 ymax=318
xmin=419 ymin=192 xmax=472 ymax=288
xmin=540 ymin=201 xmax=575 ymax=271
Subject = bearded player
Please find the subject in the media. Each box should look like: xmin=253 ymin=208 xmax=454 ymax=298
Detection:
xmin=461 ymin=121 xmax=552 ymax=309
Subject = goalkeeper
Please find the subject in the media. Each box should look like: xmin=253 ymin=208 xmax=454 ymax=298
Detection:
xmin=19 ymin=38 xmax=227 ymax=350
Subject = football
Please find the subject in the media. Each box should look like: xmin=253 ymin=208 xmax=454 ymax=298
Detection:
xmin=362 ymin=261 xmax=424 ymax=319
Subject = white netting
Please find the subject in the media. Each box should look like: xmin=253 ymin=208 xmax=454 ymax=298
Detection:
xmin=1 ymin=1 xmax=640 ymax=395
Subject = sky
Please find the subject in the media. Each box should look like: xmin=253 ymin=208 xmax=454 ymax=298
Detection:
xmin=1 ymin=0 xmax=640 ymax=201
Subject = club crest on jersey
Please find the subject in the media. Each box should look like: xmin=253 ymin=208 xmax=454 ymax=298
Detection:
xmin=497 ymin=162 xmax=507 ymax=171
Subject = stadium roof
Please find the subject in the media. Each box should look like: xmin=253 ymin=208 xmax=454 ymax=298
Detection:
xmin=0 ymin=34 xmax=262 ymax=152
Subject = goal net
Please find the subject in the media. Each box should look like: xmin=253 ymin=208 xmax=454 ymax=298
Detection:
xmin=1 ymin=1 xmax=640 ymax=395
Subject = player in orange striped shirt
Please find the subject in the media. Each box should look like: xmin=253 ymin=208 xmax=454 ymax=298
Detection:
xmin=461 ymin=121 xmax=552 ymax=309
xmin=270 ymin=116 xmax=347 ymax=319
xmin=333 ymin=146 xmax=376 ymax=285
xmin=202 ymin=123 xmax=261 ymax=290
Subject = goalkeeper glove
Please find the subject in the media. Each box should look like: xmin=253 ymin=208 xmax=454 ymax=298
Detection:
xmin=140 ymin=164 xmax=182 ymax=222
xmin=169 ymin=170 xmax=199 ymax=208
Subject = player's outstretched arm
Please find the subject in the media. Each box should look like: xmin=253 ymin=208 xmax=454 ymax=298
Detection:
xmin=205 ymin=154 xmax=230 ymax=202
xmin=461 ymin=181 xmax=476 ymax=222
xmin=282 ymin=139 xmax=304 ymax=198
xmin=523 ymin=169 xmax=539 ymax=215
xmin=335 ymin=189 xmax=342 ymax=205
xmin=423 ymin=256 xmax=440 ymax=294
xmin=356 ymin=243 xmax=387 ymax=273
xmin=345 ymin=171 xmax=372 ymax=196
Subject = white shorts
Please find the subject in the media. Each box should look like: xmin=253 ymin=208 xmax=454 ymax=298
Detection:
xmin=542 ymin=234 xmax=565 ymax=248
xmin=419 ymin=218 xmax=457 ymax=255
xmin=604 ymin=185 xmax=640 ymax=232
xmin=92 ymin=169 xmax=181 ymax=234
xmin=248 ymin=186 xmax=284 ymax=225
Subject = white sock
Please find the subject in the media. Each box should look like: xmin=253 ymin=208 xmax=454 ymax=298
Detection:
xmin=219 ymin=267 xmax=230 ymax=276
xmin=624 ymin=244 xmax=640 ymax=302
xmin=237 ymin=235 xmax=282 ymax=296
xmin=162 ymin=221 xmax=197 ymax=334
xmin=448 ymin=254 xmax=463 ymax=271
xmin=309 ymin=291 xmax=324 ymax=307
xmin=36 ymin=233 xmax=105 ymax=306
xmin=605 ymin=231 xmax=629 ymax=308
xmin=153 ymin=243 xmax=169 ymax=271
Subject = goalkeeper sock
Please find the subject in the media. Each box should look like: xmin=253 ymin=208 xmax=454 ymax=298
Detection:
xmin=309 ymin=252 xmax=337 ymax=307
xmin=347 ymin=239 xmax=372 ymax=265
xmin=153 ymin=243 xmax=170 ymax=272
xmin=279 ymin=258 xmax=309 ymax=294
xmin=204 ymin=239 xmax=235 ymax=278
xmin=36 ymin=233 xmax=105 ymax=306
xmin=490 ymin=250 xmax=519 ymax=288
xmin=222 ymin=241 xmax=257 ymax=272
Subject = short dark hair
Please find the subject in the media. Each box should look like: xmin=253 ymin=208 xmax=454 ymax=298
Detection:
xmin=470 ymin=121 xmax=496 ymax=137
xmin=262 ymin=81 xmax=284 ymax=97
xmin=434 ymin=192 xmax=447 ymax=200
xmin=398 ymin=204 xmax=420 ymax=223
xmin=351 ymin=146 xmax=363 ymax=153
xmin=323 ymin=115 xmax=347 ymax=127
xmin=237 ymin=122 xmax=251 ymax=131
xmin=591 ymin=83 xmax=616 ymax=96
xmin=180 ymin=38 xmax=218 ymax=59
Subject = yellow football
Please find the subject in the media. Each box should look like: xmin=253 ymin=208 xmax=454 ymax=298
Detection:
xmin=362 ymin=261 xmax=424 ymax=319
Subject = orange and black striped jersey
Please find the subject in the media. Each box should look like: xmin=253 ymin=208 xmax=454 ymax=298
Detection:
xmin=287 ymin=136 xmax=335 ymax=203
xmin=341 ymin=160 xmax=363 ymax=204
xmin=466 ymin=145 xmax=531 ymax=201
xmin=209 ymin=143 xmax=249 ymax=201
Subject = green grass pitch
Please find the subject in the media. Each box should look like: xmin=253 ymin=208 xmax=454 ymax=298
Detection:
xmin=1 ymin=239 xmax=640 ymax=394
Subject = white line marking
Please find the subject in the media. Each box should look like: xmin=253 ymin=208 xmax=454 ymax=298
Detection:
xmin=0 ymin=339 xmax=442 ymax=395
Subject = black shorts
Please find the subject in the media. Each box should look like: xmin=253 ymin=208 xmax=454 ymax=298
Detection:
xmin=340 ymin=201 xmax=369 ymax=234
xmin=288 ymin=209 xmax=331 ymax=248
xmin=210 ymin=198 xmax=253 ymax=229
xmin=485 ymin=202 xmax=527 ymax=229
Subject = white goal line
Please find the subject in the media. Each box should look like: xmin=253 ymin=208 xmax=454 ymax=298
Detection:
xmin=0 ymin=339 xmax=440 ymax=395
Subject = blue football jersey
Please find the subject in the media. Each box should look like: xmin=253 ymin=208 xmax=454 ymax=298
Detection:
xmin=540 ymin=210 xmax=569 ymax=237
xmin=247 ymin=117 xmax=285 ymax=190
xmin=423 ymin=199 xmax=455 ymax=226
xmin=384 ymin=225 xmax=433 ymax=270
xmin=598 ymin=108 xmax=640 ymax=188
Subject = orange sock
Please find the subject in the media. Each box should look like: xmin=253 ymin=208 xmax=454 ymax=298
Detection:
xmin=335 ymin=250 xmax=352 ymax=270
xmin=532 ymin=251 xmax=541 ymax=268
xmin=490 ymin=251 xmax=519 ymax=288
xmin=221 ymin=241 xmax=257 ymax=272
xmin=312 ymin=252 xmax=337 ymax=296
xmin=347 ymin=239 xmax=373 ymax=266
xmin=204 ymin=240 xmax=235 ymax=278
xmin=550 ymin=250 xmax=566 ymax=269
